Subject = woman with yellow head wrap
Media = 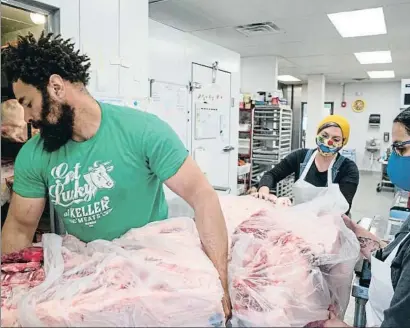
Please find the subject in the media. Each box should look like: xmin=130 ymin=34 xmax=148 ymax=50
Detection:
xmin=316 ymin=114 xmax=350 ymax=156
xmin=252 ymin=114 xmax=359 ymax=214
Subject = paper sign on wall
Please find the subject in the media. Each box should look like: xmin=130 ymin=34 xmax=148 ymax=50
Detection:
xmin=194 ymin=102 xmax=220 ymax=140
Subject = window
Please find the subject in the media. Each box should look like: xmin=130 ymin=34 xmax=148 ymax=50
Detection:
xmin=1 ymin=1 xmax=56 ymax=101
xmin=1 ymin=3 xmax=49 ymax=47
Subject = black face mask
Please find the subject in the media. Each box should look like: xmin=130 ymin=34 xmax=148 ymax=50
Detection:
xmin=31 ymin=88 xmax=75 ymax=153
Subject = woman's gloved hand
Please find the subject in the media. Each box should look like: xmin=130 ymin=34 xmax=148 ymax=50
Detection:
xmin=250 ymin=186 xmax=278 ymax=203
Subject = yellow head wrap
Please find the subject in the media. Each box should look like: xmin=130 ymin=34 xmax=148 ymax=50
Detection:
xmin=317 ymin=114 xmax=350 ymax=146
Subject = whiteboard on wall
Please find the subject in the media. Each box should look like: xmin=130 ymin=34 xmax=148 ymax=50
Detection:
xmin=149 ymin=81 xmax=189 ymax=147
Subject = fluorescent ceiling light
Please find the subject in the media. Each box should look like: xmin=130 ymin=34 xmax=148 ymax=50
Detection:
xmin=367 ymin=70 xmax=395 ymax=79
xmin=278 ymin=75 xmax=301 ymax=82
xmin=355 ymin=51 xmax=392 ymax=64
xmin=328 ymin=7 xmax=386 ymax=38
xmin=30 ymin=13 xmax=46 ymax=25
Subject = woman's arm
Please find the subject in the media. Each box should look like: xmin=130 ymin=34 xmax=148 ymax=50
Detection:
xmin=258 ymin=149 xmax=305 ymax=190
xmin=342 ymin=215 xmax=387 ymax=260
xmin=338 ymin=182 xmax=358 ymax=214
xmin=338 ymin=160 xmax=360 ymax=214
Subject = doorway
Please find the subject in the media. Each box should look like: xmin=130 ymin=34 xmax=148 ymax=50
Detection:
xmin=191 ymin=63 xmax=233 ymax=192
xmin=300 ymin=102 xmax=334 ymax=148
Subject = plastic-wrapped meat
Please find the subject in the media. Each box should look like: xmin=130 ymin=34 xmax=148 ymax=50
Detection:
xmin=227 ymin=196 xmax=360 ymax=327
xmin=17 ymin=218 xmax=225 ymax=327
xmin=218 ymin=195 xmax=276 ymax=244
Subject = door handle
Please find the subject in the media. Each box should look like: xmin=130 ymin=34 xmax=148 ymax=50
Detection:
xmin=223 ymin=146 xmax=235 ymax=152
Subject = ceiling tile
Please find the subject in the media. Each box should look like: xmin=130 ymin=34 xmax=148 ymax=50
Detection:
xmin=150 ymin=0 xmax=410 ymax=82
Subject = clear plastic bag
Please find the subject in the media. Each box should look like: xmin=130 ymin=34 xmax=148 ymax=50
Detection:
xmin=227 ymin=192 xmax=360 ymax=327
xmin=167 ymin=196 xmax=194 ymax=219
xmin=17 ymin=218 xmax=224 ymax=327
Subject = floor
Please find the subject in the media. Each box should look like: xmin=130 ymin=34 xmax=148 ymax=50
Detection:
xmin=344 ymin=171 xmax=395 ymax=326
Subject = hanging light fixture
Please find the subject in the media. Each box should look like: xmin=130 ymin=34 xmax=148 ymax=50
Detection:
xmin=30 ymin=13 xmax=46 ymax=25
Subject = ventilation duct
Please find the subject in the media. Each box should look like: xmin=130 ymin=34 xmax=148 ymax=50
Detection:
xmin=236 ymin=22 xmax=281 ymax=37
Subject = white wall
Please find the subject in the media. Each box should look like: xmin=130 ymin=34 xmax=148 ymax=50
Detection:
xmin=34 ymin=0 xmax=148 ymax=101
xmin=149 ymin=19 xmax=241 ymax=196
xmin=30 ymin=1 xmax=240 ymax=197
xmin=301 ymin=82 xmax=401 ymax=171
xmin=241 ymin=56 xmax=278 ymax=94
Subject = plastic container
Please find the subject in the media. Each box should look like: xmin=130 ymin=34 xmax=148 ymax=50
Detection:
xmin=237 ymin=163 xmax=251 ymax=176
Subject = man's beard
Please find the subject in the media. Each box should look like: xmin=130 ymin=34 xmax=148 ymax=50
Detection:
xmin=32 ymin=89 xmax=75 ymax=153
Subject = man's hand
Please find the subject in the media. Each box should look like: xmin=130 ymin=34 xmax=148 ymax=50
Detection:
xmin=222 ymin=289 xmax=232 ymax=320
xmin=165 ymin=156 xmax=231 ymax=318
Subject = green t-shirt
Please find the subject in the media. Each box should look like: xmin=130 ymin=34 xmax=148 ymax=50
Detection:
xmin=13 ymin=102 xmax=188 ymax=242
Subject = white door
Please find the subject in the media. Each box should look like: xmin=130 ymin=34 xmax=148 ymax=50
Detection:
xmin=191 ymin=63 xmax=233 ymax=191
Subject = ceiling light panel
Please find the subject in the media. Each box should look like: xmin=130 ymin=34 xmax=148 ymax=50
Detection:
xmin=328 ymin=7 xmax=387 ymax=38
xmin=355 ymin=51 xmax=392 ymax=64
xmin=278 ymin=75 xmax=301 ymax=82
xmin=367 ymin=70 xmax=395 ymax=79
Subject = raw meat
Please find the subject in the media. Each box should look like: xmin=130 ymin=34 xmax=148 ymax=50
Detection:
xmin=2 ymin=262 xmax=41 ymax=273
xmin=1 ymin=247 xmax=45 ymax=327
xmin=1 ymin=100 xmax=28 ymax=143
xmin=1 ymin=163 xmax=14 ymax=206
xmin=225 ymin=195 xmax=360 ymax=327
xmin=17 ymin=218 xmax=225 ymax=327
xmin=1 ymin=247 xmax=44 ymax=264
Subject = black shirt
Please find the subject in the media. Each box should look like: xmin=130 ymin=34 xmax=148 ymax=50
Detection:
xmin=380 ymin=216 xmax=410 ymax=328
xmin=258 ymin=148 xmax=360 ymax=212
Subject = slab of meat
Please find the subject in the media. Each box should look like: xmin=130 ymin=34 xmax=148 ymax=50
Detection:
xmin=1 ymin=247 xmax=45 ymax=327
xmin=226 ymin=196 xmax=360 ymax=327
xmin=1 ymin=247 xmax=43 ymax=264
xmin=17 ymin=218 xmax=225 ymax=327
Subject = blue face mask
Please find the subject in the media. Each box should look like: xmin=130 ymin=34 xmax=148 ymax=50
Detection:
xmin=387 ymin=152 xmax=410 ymax=191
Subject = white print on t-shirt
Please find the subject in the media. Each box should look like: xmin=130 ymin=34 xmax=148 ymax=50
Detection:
xmin=49 ymin=161 xmax=115 ymax=227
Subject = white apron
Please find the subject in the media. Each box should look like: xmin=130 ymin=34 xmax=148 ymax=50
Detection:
xmin=365 ymin=231 xmax=410 ymax=327
xmin=293 ymin=150 xmax=346 ymax=207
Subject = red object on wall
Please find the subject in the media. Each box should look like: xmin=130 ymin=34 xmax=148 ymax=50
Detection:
xmin=341 ymin=101 xmax=347 ymax=108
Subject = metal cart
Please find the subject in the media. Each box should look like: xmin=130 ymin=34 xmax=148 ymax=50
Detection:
xmin=376 ymin=159 xmax=394 ymax=193
xmin=352 ymin=214 xmax=390 ymax=327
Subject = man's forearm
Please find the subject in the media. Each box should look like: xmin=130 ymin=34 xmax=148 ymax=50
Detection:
xmin=192 ymin=189 xmax=229 ymax=289
xmin=1 ymin=217 xmax=34 ymax=255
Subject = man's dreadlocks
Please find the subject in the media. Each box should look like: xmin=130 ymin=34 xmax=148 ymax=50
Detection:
xmin=2 ymin=31 xmax=91 ymax=89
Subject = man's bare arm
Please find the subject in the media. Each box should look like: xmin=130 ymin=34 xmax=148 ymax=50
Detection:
xmin=165 ymin=156 xmax=230 ymax=313
xmin=1 ymin=194 xmax=46 ymax=255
